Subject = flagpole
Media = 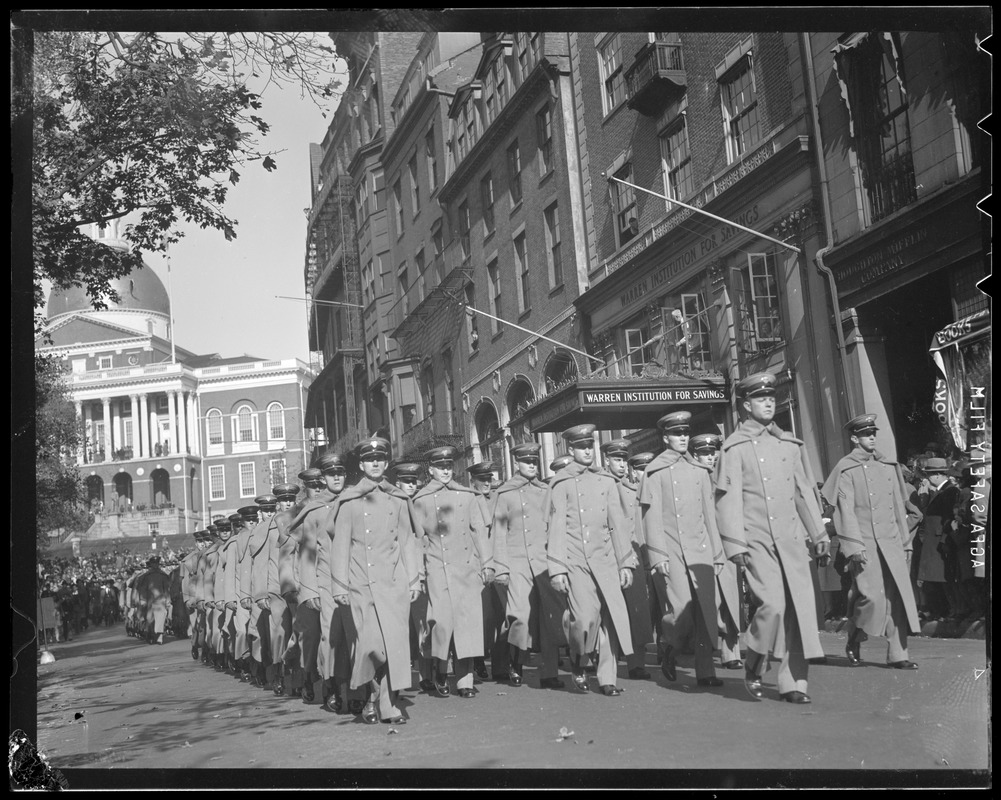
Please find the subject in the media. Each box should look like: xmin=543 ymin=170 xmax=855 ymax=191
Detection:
xmin=166 ymin=247 xmax=176 ymax=364
xmin=460 ymin=303 xmax=604 ymax=366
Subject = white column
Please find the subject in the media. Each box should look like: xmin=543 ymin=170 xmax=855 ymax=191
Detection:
xmin=139 ymin=393 xmax=150 ymax=458
xmin=101 ymin=397 xmax=112 ymax=459
xmin=191 ymin=393 xmax=201 ymax=456
xmin=112 ymin=397 xmax=122 ymax=457
xmin=129 ymin=394 xmax=140 ymax=457
xmin=168 ymin=390 xmax=180 ymax=455
xmin=178 ymin=390 xmax=190 ymax=455
xmin=75 ymin=401 xmax=84 ymax=464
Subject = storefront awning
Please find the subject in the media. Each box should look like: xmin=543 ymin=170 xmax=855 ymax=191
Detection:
xmin=928 ymin=309 xmax=990 ymax=452
xmin=512 ymin=374 xmax=728 ymax=433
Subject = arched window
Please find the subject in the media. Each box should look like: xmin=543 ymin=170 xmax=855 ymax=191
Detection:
xmin=150 ymin=468 xmax=171 ymax=506
xmin=543 ymin=350 xmax=579 ymax=395
xmin=474 ymin=401 xmax=505 ymax=467
xmin=267 ymin=402 xmax=286 ymax=441
xmin=507 ymin=378 xmax=536 ymax=445
xmin=206 ymin=408 xmax=223 ymax=447
xmin=236 ymin=404 xmax=257 ymax=443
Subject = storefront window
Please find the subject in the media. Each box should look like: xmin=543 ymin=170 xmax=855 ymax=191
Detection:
xmin=625 ymin=327 xmax=652 ymax=376
xmin=733 ymin=252 xmax=784 ymax=360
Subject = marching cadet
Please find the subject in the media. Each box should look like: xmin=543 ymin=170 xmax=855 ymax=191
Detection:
xmin=822 ymin=414 xmax=921 ymax=670
xmin=312 ymin=452 xmax=359 ymax=714
xmin=716 ymin=372 xmax=829 ymax=704
xmin=469 ymin=460 xmax=508 ymax=682
xmin=549 ymin=454 xmax=573 ymax=480
xmin=394 ymin=462 xmax=435 ymax=693
xmin=331 ymin=437 xmax=423 ymax=724
xmin=246 ymin=494 xmax=277 ymax=688
xmin=691 ymin=433 xmax=743 ymax=670
xmin=265 ymin=483 xmax=301 ymax=696
xmin=234 ymin=505 xmax=261 ymax=681
xmin=490 ymin=442 xmax=567 ymax=689
xmin=218 ymin=513 xmax=247 ymax=673
xmin=168 ymin=556 xmax=189 ymax=640
xmin=546 ymin=424 xmax=637 ymax=696
xmin=289 ymin=459 xmax=341 ymax=704
xmin=640 ymin=413 xmax=725 ymax=689
xmin=628 ymin=453 xmax=654 ymax=483
xmin=601 ymin=438 xmax=653 ymax=681
xmin=139 ymin=556 xmax=173 ymax=645
xmin=414 ymin=446 xmax=494 ymax=698
xmin=198 ymin=524 xmax=223 ymax=666
xmin=181 ymin=531 xmax=209 ymax=660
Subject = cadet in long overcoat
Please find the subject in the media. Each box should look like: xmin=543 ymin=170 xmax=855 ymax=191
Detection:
xmin=600 ymin=438 xmax=653 ymax=680
xmin=264 ymin=484 xmax=301 ymax=693
xmin=246 ymin=496 xmax=277 ymax=685
xmin=234 ymin=506 xmax=261 ymax=676
xmin=546 ymin=424 xmax=637 ymax=695
xmin=413 ymin=446 xmax=493 ymax=696
xmin=490 ymin=442 xmax=567 ymax=687
xmin=180 ymin=534 xmax=207 ymax=654
xmin=331 ymin=438 xmax=422 ymax=724
xmin=140 ymin=557 xmax=173 ymax=644
xmin=219 ymin=515 xmax=245 ymax=667
xmin=640 ymin=413 xmax=724 ymax=686
xmin=715 ymin=373 xmax=829 ymax=703
xmin=469 ymin=461 xmax=508 ymax=681
xmin=199 ymin=526 xmax=224 ymax=663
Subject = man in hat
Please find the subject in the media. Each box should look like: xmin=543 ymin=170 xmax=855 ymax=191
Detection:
xmin=139 ymin=556 xmax=172 ymax=645
xmin=628 ymin=453 xmax=655 ymax=484
xmin=716 ymin=372 xmax=829 ymax=704
xmin=331 ymin=437 xmax=423 ymax=724
xmin=414 ymin=445 xmax=493 ymax=698
xmin=822 ymin=414 xmax=921 ymax=670
xmin=601 ymin=438 xmax=653 ymax=681
xmin=640 ymin=413 xmax=726 ymax=688
xmin=245 ymin=495 xmax=277 ymax=687
xmin=265 ymin=483 xmax=301 ymax=695
xmin=394 ymin=463 xmax=435 ymax=693
xmin=548 ymin=454 xmax=574 ymax=484
xmin=233 ymin=505 xmax=262 ymax=681
xmin=546 ymin=423 xmax=637 ymax=696
xmin=181 ymin=531 xmax=210 ymax=660
xmin=198 ymin=524 xmax=224 ymax=666
xmin=290 ymin=454 xmax=343 ymax=705
xmin=217 ymin=514 xmax=247 ymax=671
xmin=690 ymin=433 xmax=743 ymax=670
xmin=490 ymin=442 xmax=567 ymax=689
xmin=469 ymin=460 xmax=508 ymax=682
xmin=916 ymin=457 xmax=961 ymax=621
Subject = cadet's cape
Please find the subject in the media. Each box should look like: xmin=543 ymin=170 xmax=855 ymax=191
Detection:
xmin=642 ymin=448 xmax=711 ymax=478
xmin=332 ymin=477 xmax=423 ymax=552
xmin=489 ymin=473 xmax=548 ymax=517
xmin=414 ymin=478 xmax=480 ymax=499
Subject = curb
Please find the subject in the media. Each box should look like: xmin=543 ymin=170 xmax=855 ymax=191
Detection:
xmin=821 ymin=617 xmax=986 ymax=640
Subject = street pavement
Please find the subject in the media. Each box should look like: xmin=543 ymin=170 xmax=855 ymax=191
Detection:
xmin=33 ymin=625 xmax=989 ymax=787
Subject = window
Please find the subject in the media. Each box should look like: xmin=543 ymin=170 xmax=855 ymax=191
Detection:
xmin=543 ymin=203 xmax=563 ymax=288
xmin=398 ymin=263 xmax=410 ymax=317
xmin=71 ymin=358 xmax=86 ymax=374
xmin=531 ymin=34 xmax=542 ymax=67
xmin=481 ymin=173 xmax=495 ymax=235
xmin=599 ymin=34 xmax=625 ymax=114
xmin=487 ymin=259 xmax=502 ymax=335
xmin=458 ymin=201 xmax=471 ymax=262
xmin=209 ymin=465 xmax=225 ymax=501
xmin=507 ymin=140 xmax=522 ymax=205
xmin=233 ymin=404 xmax=258 ymax=446
xmin=98 ymin=355 xmax=113 ymax=370
xmin=748 ymin=253 xmax=782 ymax=343
xmin=206 ymin=409 xmax=224 ymax=448
xmin=720 ymin=55 xmax=761 ymax=163
xmin=514 ymin=232 xmax=530 ymax=314
xmin=465 ymin=284 xmax=479 ymax=352
xmin=269 ymin=458 xmax=287 ymax=486
xmin=536 ymin=105 xmax=553 ymax=176
xmin=432 ymin=227 xmax=444 ymax=282
xmin=484 ymin=61 xmax=498 ymax=123
xmin=834 ymin=33 xmax=916 ymax=224
xmin=415 ymin=248 xmax=426 ymax=301
xmin=392 ymin=178 xmax=404 ymax=236
xmin=239 ymin=462 xmax=256 ymax=498
xmin=362 ymin=259 xmax=375 ymax=306
xmin=612 ymin=163 xmax=637 ymax=246
xmin=267 ymin=402 xmax=285 ymax=441
xmin=123 ymin=419 xmax=133 ymax=450
xmin=408 ymin=154 xmax=420 ymax=217
xmin=495 ymin=57 xmax=509 ymax=107
xmin=661 ymin=117 xmax=695 ymax=203
xmin=516 ymin=33 xmax=531 ymax=83
xmin=355 ymin=177 xmax=369 ymax=228
xmin=425 ymin=127 xmax=438 ymax=191
xmin=678 ymin=293 xmax=713 ymax=370
xmin=148 ymin=522 xmax=159 ymax=536
xmin=625 ymin=327 xmax=652 ymax=376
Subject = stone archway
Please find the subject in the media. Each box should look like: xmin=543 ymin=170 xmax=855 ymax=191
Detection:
xmin=506 ymin=377 xmax=537 ymax=445
xmin=112 ymin=472 xmax=133 ymax=512
xmin=472 ymin=399 xmax=505 ymax=469
xmin=541 ymin=348 xmax=579 ymax=396
xmin=150 ymin=468 xmax=171 ymax=507
xmin=85 ymin=475 xmax=105 ymax=511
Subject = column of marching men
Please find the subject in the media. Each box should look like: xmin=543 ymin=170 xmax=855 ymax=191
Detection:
xmin=151 ymin=369 xmax=923 ymax=722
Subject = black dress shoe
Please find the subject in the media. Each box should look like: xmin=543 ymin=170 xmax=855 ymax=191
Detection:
xmin=743 ymin=671 xmax=764 ymax=700
xmin=697 ymin=676 xmax=724 ymax=687
xmin=721 ymin=660 xmax=743 ymax=670
xmin=599 ymin=684 xmax=622 ymax=696
xmin=660 ymin=647 xmax=677 ymax=682
xmin=780 ymin=691 xmax=812 ymax=704
xmin=628 ymin=666 xmax=651 ymax=680
xmin=570 ymin=671 xmax=589 ymax=693
xmin=191 ymin=646 xmax=199 ymax=661
xmin=359 ymin=702 xmax=379 ymax=724
xmin=457 ymin=688 xmax=476 ymax=698
xmin=273 ymin=679 xmax=285 ymax=697
xmin=382 ymin=715 xmax=406 ymax=725
xmin=845 ymin=641 xmax=863 ymax=667
xmin=301 ymin=684 xmax=315 ymax=703
xmin=473 ymin=665 xmax=490 ymax=682
xmin=433 ymin=676 xmax=451 ymax=698
xmin=540 ymin=677 xmax=565 ymax=689
xmin=322 ymin=694 xmax=343 ymax=714
xmin=888 ymin=660 xmax=919 ymax=670
xmin=508 ymin=670 xmax=523 ymax=687
xmin=418 ymin=679 xmax=436 ymax=693
xmin=347 ymin=699 xmax=366 ymax=715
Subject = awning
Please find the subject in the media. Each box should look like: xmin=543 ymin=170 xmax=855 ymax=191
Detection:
xmin=929 ymin=309 xmax=990 ymax=452
xmin=511 ymin=374 xmax=728 ymax=433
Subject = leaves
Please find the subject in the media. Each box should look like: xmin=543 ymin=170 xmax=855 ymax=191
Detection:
xmin=262 ymin=155 xmax=277 ymax=172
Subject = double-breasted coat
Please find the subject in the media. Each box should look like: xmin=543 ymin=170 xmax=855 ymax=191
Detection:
xmin=265 ymin=508 xmax=298 ymax=665
xmin=330 ymin=478 xmax=423 ymax=690
xmin=715 ymin=419 xmax=829 ymax=661
xmin=246 ymin=514 xmax=274 ymax=658
xmin=414 ymin=479 xmax=493 ymax=661
xmin=289 ymin=490 xmax=338 ymax=677
xmin=491 ymin=474 xmax=567 ymax=651
xmin=316 ymin=495 xmax=360 ymax=683
xmin=822 ymin=448 xmax=921 ymax=636
xmin=545 ymin=461 xmax=637 ymax=657
xmin=610 ymin=474 xmax=654 ymax=649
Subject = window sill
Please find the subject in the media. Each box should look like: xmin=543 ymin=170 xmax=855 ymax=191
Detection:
xmin=484 ymin=228 xmax=495 ymax=245
xmin=539 ymin=169 xmax=554 ymax=187
xmin=491 ymin=330 xmax=504 ymax=343
xmin=518 ymin=308 xmax=532 ymax=322
xmin=232 ymin=442 xmax=260 ymax=454
xmin=266 ymin=441 xmax=287 ymax=451
xmin=548 ymin=283 xmax=565 ymax=298
xmin=601 ymin=97 xmax=630 ymax=125
xmin=510 ymin=199 xmax=523 ymax=216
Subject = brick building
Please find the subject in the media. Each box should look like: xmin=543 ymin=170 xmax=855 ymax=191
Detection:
xmin=39 ymin=227 xmax=315 ymax=542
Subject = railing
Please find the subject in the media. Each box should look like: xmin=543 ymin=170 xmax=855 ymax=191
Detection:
xmin=71 ymin=358 xmax=308 ymax=384
xmin=625 ymin=41 xmax=686 ymax=115
xmin=864 ymin=151 xmax=917 ymax=224
xmin=401 ymin=409 xmax=465 ymax=456
xmin=387 ymin=255 xmax=447 ymax=334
